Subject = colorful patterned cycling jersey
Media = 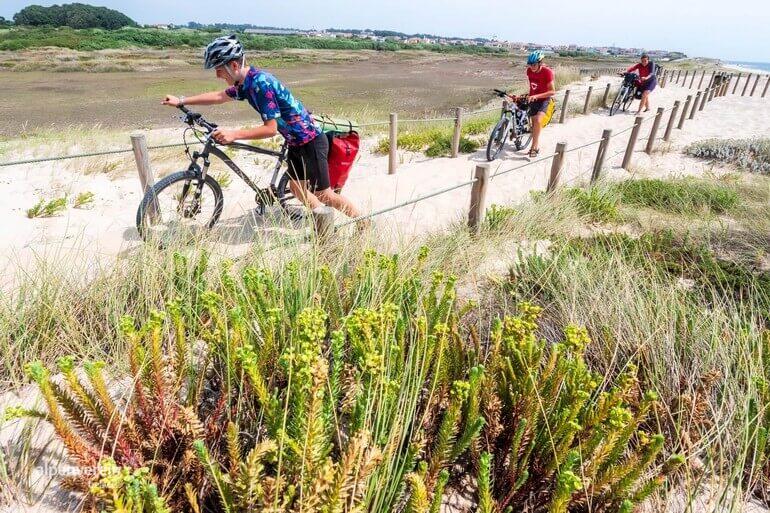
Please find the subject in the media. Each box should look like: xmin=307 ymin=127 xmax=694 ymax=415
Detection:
xmin=225 ymin=67 xmax=320 ymax=147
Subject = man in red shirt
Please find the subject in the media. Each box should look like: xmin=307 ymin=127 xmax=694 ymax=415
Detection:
xmin=626 ymin=53 xmax=658 ymax=114
xmin=525 ymin=51 xmax=556 ymax=157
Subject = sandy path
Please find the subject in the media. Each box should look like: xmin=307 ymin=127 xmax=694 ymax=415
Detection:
xmin=1 ymin=73 xmax=768 ymax=287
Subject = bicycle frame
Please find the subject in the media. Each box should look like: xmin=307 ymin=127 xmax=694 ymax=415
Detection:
xmin=501 ymin=99 xmax=531 ymax=134
xmin=187 ymin=134 xmax=289 ymax=207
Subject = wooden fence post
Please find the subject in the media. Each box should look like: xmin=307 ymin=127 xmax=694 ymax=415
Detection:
xmin=660 ymin=70 xmax=667 ymax=88
xmin=546 ymin=142 xmax=567 ymax=193
xmin=591 ymin=129 xmax=612 ymax=183
xmin=621 ymin=117 xmax=643 ymax=169
xmin=451 ymin=107 xmax=464 ymax=158
xmin=468 ymin=163 xmax=490 ymax=234
xmin=388 ymin=113 xmax=398 ymax=174
xmin=707 ymin=86 xmax=716 ymax=102
xmin=733 ymin=73 xmax=742 ymax=94
xmin=763 ymin=76 xmax=770 ymax=98
xmin=559 ymin=90 xmax=571 ymax=123
xmin=675 ymin=70 xmax=682 ymax=84
xmin=707 ymin=70 xmax=716 ymax=88
xmin=645 ymin=107 xmax=665 ymax=154
xmin=742 ymin=74 xmax=752 ymax=96
xmin=583 ymin=86 xmax=594 ymax=114
xmin=664 ymin=101 xmax=680 ymax=142
xmin=689 ymin=92 xmax=701 ymax=119
xmin=130 ymin=132 xmax=158 ymax=221
xmin=751 ymin=74 xmax=761 ymax=96
xmin=698 ymin=69 xmax=706 ymax=88
xmin=312 ymin=206 xmax=335 ymax=240
xmin=678 ymin=95 xmax=692 ymax=128
xmin=699 ymin=89 xmax=709 ymax=111
xmin=682 ymin=70 xmax=689 ymax=87
xmin=602 ymin=83 xmax=611 ymax=108
xmin=689 ymin=70 xmax=696 ymax=88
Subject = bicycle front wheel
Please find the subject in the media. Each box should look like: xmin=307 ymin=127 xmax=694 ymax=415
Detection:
xmin=136 ymin=170 xmax=223 ymax=244
xmin=622 ymin=88 xmax=635 ymax=111
xmin=486 ymin=116 xmax=510 ymax=162
xmin=609 ymin=86 xmax=625 ymax=116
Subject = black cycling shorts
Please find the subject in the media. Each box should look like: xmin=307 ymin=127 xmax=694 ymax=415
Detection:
xmin=286 ymin=134 xmax=331 ymax=192
xmin=528 ymin=99 xmax=550 ymax=117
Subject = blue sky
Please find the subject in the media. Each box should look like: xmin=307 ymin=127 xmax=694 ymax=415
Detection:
xmin=2 ymin=0 xmax=768 ymax=62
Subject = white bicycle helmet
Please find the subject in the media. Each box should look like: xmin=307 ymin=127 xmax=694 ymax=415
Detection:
xmin=203 ymin=35 xmax=244 ymax=69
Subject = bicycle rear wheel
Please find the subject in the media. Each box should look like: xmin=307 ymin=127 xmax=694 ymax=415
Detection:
xmin=276 ymin=172 xmax=309 ymax=220
xmin=136 ymin=170 xmax=223 ymax=244
xmin=486 ymin=116 xmax=510 ymax=161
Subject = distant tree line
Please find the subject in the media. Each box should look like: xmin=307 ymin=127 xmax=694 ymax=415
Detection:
xmin=0 ymin=16 xmax=12 ymax=27
xmin=13 ymin=3 xmax=137 ymax=29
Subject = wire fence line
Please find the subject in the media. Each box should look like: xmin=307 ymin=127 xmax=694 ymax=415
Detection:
xmin=492 ymin=152 xmax=558 ymax=179
xmin=564 ymin=138 xmax=604 ymax=154
xmin=335 ymin=176 xmax=479 ymax=229
xmin=0 ymin=143 xmax=190 ymax=168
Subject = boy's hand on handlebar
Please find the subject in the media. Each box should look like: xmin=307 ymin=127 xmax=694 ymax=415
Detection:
xmin=162 ymin=95 xmax=183 ymax=107
xmin=212 ymin=128 xmax=238 ymax=145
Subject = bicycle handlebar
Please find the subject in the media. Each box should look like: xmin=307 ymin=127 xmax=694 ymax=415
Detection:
xmin=176 ymin=105 xmax=218 ymax=133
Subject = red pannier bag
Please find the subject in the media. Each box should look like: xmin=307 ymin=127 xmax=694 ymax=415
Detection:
xmin=325 ymin=130 xmax=359 ymax=192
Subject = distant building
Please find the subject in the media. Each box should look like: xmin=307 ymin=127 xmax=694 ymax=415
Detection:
xmin=245 ymin=28 xmax=301 ymax=36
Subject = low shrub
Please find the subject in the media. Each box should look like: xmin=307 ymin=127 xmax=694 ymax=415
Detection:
xmin=566 ymin=187 xmax=620 ymax=223
xmin=484 ymin=204 xmax=517 ymax=231
xmin=73 ymin=191 xmax=95 ymax=209
xmin=17 ymin=250 xmax=484 ymax=512
xmin=462 ymin=114 xmax=498 ymax=136
xmin=479 ymin=303 xmax=683 ymax=512
xmin=26 ymin=196 xmax=67 ymax=218
xmin=685 ymin=138 xmax=770 ymax=174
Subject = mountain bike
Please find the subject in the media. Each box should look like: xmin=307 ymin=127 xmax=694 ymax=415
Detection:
xmin=136 ymin=105 xmax=302 ymax=243
xmin=609 ymin=72 xmax=639 ymax=116
xmin=486 ymin=89 xmax=533 ymax=161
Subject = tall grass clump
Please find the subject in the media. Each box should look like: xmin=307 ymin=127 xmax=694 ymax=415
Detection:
xmin=375 ymin=128 xmax=478 ymax=157
xmin=552 ymin=66 xmax=583 ymax=91
xmin=686 ymin=138 xmax=770 ymax=174
xmin=613 ymin=178 xmax=739 ymax=214
xmin=504 ymin=230 xmax=769 ymax=507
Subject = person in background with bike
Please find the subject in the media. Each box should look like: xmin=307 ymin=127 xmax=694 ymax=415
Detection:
xmin=162 ymin=35 xmax=364 ymax=221
xmin=626 ymin=53 xmax=657 ymax=114
xmin=524 ymin=50 xmax=556 ymax=158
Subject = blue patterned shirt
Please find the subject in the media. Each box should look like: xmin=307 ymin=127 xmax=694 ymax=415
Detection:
xmin=225 ymin=67 xmax=320 ymax=146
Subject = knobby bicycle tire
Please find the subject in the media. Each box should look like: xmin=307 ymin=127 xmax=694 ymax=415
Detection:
xmin=486 ymin=116 xmax=511 ymax=161
xmin=136 ymin=170 xmax=224 ymax=242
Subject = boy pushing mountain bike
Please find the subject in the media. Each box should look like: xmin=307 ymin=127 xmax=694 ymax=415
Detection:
xmin=162 ymin=35 xmax=364 ymax=222
xmin=524 ymin=50 xmax=557 ymax=158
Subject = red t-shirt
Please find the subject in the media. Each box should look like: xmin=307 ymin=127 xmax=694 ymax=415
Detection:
xmin=527 ymin=65 xmax=555 ymax=97
xmin=627 ymin=62 xmax=656 ymax=79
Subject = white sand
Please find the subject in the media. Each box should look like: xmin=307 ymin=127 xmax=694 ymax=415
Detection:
xmin=1 ymin=73 xmax=769 ymax=289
